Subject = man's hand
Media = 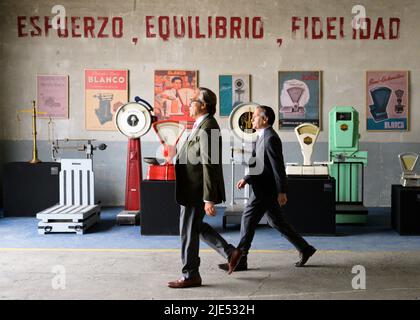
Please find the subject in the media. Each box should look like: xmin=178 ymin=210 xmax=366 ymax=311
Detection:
xmin=236 ymin=179 xmax=247 ymax=190
xmin=278 ymin=193 xmax=287 ymax=207
xmin=205 ymin=202 xmax=216 ymax=216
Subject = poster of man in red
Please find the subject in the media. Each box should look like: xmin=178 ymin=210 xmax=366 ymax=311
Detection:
xmin=154 ymin=70 xmax=197 ymax=128
xmin=85 ymin=69 xmax=128 ymax=130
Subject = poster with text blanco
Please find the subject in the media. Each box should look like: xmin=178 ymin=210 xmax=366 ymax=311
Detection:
xmin=366 ymin=71 xmax=409 ymax=131
xmin=85 ymin=69 xmax=128 ymax=131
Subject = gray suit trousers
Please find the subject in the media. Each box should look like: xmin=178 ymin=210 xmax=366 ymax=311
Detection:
xmin=238 ymin=191 xmax=309 ymax=260
xmin=180 ymin=205 xmax=234 ymax=279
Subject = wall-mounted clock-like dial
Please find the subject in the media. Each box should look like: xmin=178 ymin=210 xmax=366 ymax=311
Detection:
xmin=229 ymin=102 xmax=260 ymax=142
xmin=115 ymin=102 xmax=153 ymax=138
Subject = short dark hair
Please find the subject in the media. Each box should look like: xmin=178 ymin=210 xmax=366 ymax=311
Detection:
xmin=198 ymin=87 xmax=217 ymax=116
xmin=258 ymin=105 xmax=275 ymax=126
xmin=171 ymin=76 xmax=183 ymax=83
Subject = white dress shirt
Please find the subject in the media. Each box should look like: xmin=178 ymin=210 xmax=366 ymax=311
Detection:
xmin=190 ymin=113 xmax=209 ymax=137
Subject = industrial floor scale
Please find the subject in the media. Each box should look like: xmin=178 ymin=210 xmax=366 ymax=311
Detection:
xmin=36 ymin=140 xmax=107 ymax=234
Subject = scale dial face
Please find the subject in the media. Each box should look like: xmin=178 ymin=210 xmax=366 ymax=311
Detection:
xmin=229 ymin=102 xmax=259 ymax=142
xmin=153 ymin=121 xmax=185 ymax=146
xmin=115 ymin=102 xmax=152 ymax=138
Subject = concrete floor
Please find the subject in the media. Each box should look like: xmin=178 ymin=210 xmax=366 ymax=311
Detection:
xmin=1 ymin=248 xmax=420 ymax=300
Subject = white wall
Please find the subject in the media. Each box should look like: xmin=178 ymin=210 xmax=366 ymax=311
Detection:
xmin=1 ymin=0 xmax=420 ymax=206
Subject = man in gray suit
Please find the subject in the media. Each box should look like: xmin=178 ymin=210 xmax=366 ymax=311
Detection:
xmin=219 ymin=106 xmax=316 ymax=272
xmin=168 ymin=87 xmax=242 ymax=288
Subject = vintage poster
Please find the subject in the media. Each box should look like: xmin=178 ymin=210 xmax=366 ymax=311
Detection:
xmin=85 ymin=69 xmax=128 ymax=131
xmin=219 ymin=74 xmax=251 ymax=116
xmin=366 ymin=71 xmax=409 ymax=131
xmin=36 ymin=74 xmax=69 ymax=118
xmin=154 ymin=70 xmax=198 ymax=129
xmin=278 ymin=71 xmax=321 ymax=130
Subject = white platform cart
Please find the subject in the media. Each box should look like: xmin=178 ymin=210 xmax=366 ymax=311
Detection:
xmin=36 ymin=139 xmax=106 ymax=234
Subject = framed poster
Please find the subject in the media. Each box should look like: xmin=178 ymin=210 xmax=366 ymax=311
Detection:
xmin=278 ymin=71 xmax=321 ymax=130
xmin=366 ymin=71 xmax=409 ymax=131
xmin=85 ymin=69 xmax=128 ymax=131
xmin=154 ymin=70 xmax=198 ymax=129
xmin=219 ymin=74 xmax=251 ymax=116
xmin=36 ymin=74 xmax=69 ymax=118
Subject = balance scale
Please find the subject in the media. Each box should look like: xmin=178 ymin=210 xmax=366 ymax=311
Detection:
xmin=399 ymin=152 xmax=420 ymax=187
xmin=115 ymin=97 xmax=156 ymax=225
xmin=286 ymin=123 xmax=329 ymax=176
xmin=144 ymin=120 xmax=186 ymax=180
xmin=223 ymin=102 xmax=268 ymax=229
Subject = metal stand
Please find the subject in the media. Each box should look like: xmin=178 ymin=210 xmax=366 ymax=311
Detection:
xmin=333 ymin=161 xmax=368 ymax=224
xmin=223 ymin=141 xmax=267 ymax=229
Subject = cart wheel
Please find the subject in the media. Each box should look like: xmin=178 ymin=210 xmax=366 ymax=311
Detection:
xmin=44 ymin=226 xmax=52 ymax=233
xmin=75 ymin=225 xmax=83 ymax=232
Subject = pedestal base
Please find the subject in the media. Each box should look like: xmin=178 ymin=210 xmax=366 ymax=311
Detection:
xmin=117 ymin=211 xmax=140 ymax=226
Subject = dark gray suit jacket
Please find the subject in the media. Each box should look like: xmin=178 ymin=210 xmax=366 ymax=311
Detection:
xmin=175 ymin=115 xmax=226 ymax=206
xmin=244 ymin=126 xmax=288 ymax=200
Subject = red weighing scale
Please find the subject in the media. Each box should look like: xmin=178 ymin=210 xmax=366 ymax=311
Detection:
xmin=115 ymin=97 xmax=156 ymax=225
xmin=144 ymin=120 xmax=186 ymax=181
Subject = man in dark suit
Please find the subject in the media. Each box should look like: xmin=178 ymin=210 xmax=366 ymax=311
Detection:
xmin=219 ymin=105 xmax=316 ymax=272
xmin=168 ymin=87 xmax=242 ymax=288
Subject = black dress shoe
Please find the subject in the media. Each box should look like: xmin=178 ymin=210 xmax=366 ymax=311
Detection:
xmin=167 ymin=276 xmax=202 ymax=288
xmin=295 ymin=246 xmax=316 ymax=267
xmin=218 ymin=262 xmax=248 ymax=272
xmin=228 ymin=248 xmax=243 ymax=274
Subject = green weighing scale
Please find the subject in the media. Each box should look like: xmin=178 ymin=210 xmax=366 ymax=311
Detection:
xmin=328 ymin=107 xmax=368 ymax=224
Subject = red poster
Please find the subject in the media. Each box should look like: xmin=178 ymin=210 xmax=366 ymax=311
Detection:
xmin=154 ymin=70 xmax=198 ymax=128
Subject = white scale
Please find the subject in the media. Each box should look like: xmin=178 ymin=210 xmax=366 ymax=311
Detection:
xmin=399 ymin=152 xmax=420 ymax=187
xmin=36 ymin=140 xmax=107 ymax=234
xmin=286 ymin=123 xmax=329 ymax=176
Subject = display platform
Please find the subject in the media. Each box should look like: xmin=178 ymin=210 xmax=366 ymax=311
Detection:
xmin=283 ymin=175 xmax=336 ymax=235
xmin=391 ymin=184 xmax=420 ymax=235
xmin=224 ymin=175 xmax=336 ymax=235
xmin=3 ymin=162 xmax=60 ymax=217
xmin=140 ymin=180 xmax=180 ymax=235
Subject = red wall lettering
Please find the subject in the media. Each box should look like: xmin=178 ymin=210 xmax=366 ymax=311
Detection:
xmin=252 ymin=17 xmax=263 ymax=38
xmin=293 ymin=16 xmax=401 ymax=40
xmin=215 ymin=16 xmax=227 ymax=38
xmin=327 ymin=17 xmax=336 ymax=39
xmin=71 ymin=17 xmax=81 ymax=38
xmin=174 ymin=16 xmax=185 ymax=38
xmin=30 ymin=16 xmax=41 ymax=36
xmin=195 ymin=16 xmax=205 ymax=39
xmin=231 ymin=17 xmax=241 ymax=38
xmin=158 ymin=16 xmax=170 ymax=41
xmin=389 ymin=18 xmax=400 ymax=39
xmin=84 ymin=17 xmax=95 ymax=38
xmin=312 ymin=17 xmax=323 ymax=39
xmin=17 ymin=16 xmax=27 ymax=37
xmin=146 ymin=16 xmax=156 ymax=38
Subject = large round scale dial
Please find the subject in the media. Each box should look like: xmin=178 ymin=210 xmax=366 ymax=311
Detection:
xmin=229 ymin=102 xmax=260 ymax=142
xmin=115 ymin=101 xmax=153 ymax=138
